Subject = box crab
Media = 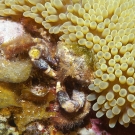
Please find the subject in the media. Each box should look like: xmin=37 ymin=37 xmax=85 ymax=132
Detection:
xmin=28 ymin=39 xmax=93 ymax=113
xmin=28 ymin=34 xmax=94 ymax=130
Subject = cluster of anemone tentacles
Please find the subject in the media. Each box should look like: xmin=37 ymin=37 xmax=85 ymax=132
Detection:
xmin=1 ymin=0 xmax=135 ymax=128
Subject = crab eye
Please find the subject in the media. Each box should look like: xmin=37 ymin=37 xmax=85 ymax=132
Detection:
xmin=29 ymin=48 xmax=41 ymax=60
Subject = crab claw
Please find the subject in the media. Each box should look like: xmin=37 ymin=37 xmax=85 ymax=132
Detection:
xmin=56 ymin=81 xmax=85 ymax=113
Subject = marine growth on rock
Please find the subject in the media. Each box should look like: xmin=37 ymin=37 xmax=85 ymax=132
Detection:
xmin=1 ymin=0 xmax=135 ymax=129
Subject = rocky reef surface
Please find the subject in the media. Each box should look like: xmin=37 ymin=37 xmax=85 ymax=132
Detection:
xmin=0 ymin=18 xmax=95 ymax=135
xmin=0 ymin=15 xmax=135 ymax=135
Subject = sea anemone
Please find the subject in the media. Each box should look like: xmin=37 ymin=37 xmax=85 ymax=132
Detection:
xmin=1 ymin=0 xmax=135 ymax=128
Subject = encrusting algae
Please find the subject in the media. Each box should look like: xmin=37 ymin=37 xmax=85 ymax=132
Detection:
xmin=1 ymin=0 xmax=135 ymax=131
xmin=0 ymin=83 xmax=20 ymax=108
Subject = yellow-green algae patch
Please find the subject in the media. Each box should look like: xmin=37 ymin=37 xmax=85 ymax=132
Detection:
xmin=60 ymin=42 xmax=95 ymax=69
xmin=13 ymin=92 xmax=56 ymax=133
xmin=0 ymin=83 xmax=20 ymax=108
